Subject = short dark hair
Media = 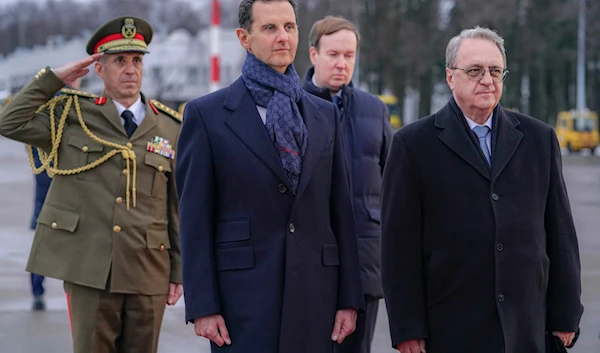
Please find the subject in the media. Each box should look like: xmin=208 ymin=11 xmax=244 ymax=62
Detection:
xmin=309 ymin=16 xmax=360 ymax=51
xmin=238 ymin=0 xmax=299 ymax=33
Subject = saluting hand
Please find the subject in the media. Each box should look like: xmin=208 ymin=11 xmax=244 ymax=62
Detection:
xmin=54 ymin=53 xmax=104 ymax=86
xmin=167 ymin=283 xmax=183 ymax=305
xmin=194 ymin=314 xmax=232 ymax=347
xmin=331 ymin=308 xmax=358 ymax=344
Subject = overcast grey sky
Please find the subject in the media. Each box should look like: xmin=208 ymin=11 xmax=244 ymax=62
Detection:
xmin=0 ymin=0 xmax=89 ymax=4
xmin=0 ymin=0 xmax=207 ymax=6
xmin=0 ymin=0 xmax=248 ymax=13
xmin=0 ymin=0 xmax=232 ymax=5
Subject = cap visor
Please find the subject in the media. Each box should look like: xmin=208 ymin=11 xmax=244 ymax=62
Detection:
xmin=103 ymin=48 xmax=150 ymax=54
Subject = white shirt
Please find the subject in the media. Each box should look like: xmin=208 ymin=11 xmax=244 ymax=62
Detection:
xmin=465 ymin=114 xmax=493 ymax=154
xmin=113 ymin=96 xmax=146 ymax=127
xmin=257 ymin=106 xmax=267 ymax=125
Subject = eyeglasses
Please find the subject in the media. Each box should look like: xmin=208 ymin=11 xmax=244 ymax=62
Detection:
xmin=449 ymin=66 xmax=509 ymax=83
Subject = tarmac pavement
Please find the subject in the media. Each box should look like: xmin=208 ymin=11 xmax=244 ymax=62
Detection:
xmin=1 ymin=135 xmax=599 ymax=353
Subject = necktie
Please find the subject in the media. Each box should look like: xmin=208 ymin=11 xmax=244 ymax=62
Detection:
xmin=122 ymin=110 xmax=137 ymax=138
xmin=472 ymin=125 xmax=491 ymax=166
xmin=332 ymin=95 xmax=341 ymax=109
xmin=332 ymin=95 xmax=344 ymax=123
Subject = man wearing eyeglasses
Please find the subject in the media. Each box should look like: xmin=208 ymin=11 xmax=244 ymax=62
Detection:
xmin=381 ymin=26 xmax=583 ymax=353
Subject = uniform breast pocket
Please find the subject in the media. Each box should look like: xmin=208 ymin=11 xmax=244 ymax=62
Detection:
xmin=67 ymin=134 xmax=104 ymax=180
xmin=144 ymin=153 xmax=172 ymax=199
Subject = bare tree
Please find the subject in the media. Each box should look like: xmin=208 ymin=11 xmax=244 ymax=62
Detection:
xmin=1 ymin=0 xmax=597 ymax=123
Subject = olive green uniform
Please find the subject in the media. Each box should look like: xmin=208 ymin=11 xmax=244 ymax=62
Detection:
xmin=0 ymin=69 xmax=182 ymax=353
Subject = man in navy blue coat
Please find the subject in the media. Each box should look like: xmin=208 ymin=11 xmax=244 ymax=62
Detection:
xmin=302 ymin=16 xmax=393 ymax=353
xmin=176 ymin=1 xmax=363 ymax=353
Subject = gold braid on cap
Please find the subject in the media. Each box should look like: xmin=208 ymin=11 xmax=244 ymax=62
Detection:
xmin=27 ymin=94 xmax=138 ymax=210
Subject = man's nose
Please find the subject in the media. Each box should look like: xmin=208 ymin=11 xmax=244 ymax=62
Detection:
xmin=480 ymin=69 xmax=494 ymax=84
xmin=123 ymin=61 xmax=136 ymax=74
xmin=276 ymin=27 xmax=290 ymax=42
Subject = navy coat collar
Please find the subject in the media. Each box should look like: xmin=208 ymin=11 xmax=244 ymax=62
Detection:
xmin=223 ymin=77 xmax=330 ymax=199
xmin=435 ymin=97 xmax=522 ymax=181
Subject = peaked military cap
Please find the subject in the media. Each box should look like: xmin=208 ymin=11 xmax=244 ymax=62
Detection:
xmin=86 ymin=16 xmax=153 ymax=55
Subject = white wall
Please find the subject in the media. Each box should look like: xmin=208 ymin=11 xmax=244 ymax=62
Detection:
xmin=0 ymin=27 xmax=247 ymax=102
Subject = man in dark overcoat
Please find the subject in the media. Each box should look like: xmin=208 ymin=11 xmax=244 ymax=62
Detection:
xmin=176 ymin=1 xmax=364 ymax=353
xmin=302 ymin=16 xmax=393 ymax=353
xmin=381 ymin=26 xmax=583 ymax=353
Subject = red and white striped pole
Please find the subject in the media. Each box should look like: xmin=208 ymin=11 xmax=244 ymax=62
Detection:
xmin=209 ymin=0 xmax=221 ymax=93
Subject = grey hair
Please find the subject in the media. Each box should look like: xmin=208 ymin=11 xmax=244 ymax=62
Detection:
xmin=445 ymin=26 xmax=507 ymax=68
xmin=238 ymin=0 xmax=299 ymax=33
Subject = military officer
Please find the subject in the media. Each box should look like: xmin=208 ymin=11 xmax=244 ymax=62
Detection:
xmin=0 ymin=16 xmax=182 ymax=353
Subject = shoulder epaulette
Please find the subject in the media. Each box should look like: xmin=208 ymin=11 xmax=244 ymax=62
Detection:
xmin=150 ymin=99 xmax=182 ymax=122
xmin=59 ymin=88 xmax=99 ymax=99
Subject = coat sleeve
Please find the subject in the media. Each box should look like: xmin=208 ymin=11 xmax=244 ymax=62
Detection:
xmin=544 ymin=128 xmax=584 ymax=332
xmin=381 ymin=131 xmax=428 ymax=347
xmin=167 ymin=148 xmax=182 ymax=284
xmin=330 ymin=106 xmax=364 ymax=311
xmin=176 ymin=100 xmax=220 ymax=322
xmin=379 ymin=102 xmax=394 ymax=174
xmin=0 ymin=68 xmax=65 ymax=150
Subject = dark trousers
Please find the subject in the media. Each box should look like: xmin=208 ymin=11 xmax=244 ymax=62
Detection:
xmin=336 ymin=295 xmax=379 ymax=353
xmin=64 ymin=281 xmax=168 ymax=353
xmin=30 ymin=273 xmax=45 ymax=297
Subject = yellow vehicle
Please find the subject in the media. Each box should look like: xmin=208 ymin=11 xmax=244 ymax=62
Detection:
xmin=555 ymin=110 xmax=599 ymax=153
xmin=377 ymin=94 xmax=402 ymax=130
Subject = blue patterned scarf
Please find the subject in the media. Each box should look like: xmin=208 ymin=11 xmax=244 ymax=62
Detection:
xmin=242 ymin=52 xmax=308 ymax=194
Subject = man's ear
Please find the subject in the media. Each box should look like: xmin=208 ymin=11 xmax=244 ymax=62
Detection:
xmin=236 ymin=28 xmax=251 ymax=52
xmin=309 ymin=46 xmax=318 ymax=66
xmin=94 ymin=61 xmax=105 ymax=80
xmin=446 ymin=67 xmax=455 ymax=91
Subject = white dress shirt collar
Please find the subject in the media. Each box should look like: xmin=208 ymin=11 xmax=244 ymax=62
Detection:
xmin=113 ymin=96 xmax=145 ymax=125
xmin=464 ymin=113 xmax=493 ymax=130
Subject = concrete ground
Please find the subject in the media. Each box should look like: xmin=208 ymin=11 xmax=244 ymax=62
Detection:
xmin=0 ymin=135 xmax=599 ymax=352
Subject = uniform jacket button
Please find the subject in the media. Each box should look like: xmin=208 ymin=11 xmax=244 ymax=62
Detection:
xmin=289 ymin=223 xmax=295 ymax=234
xmin=498 ymin=294 xmax=505 ymax=302
xmin=82 ymin=145 xmax=89 ymax=153
xmin=491 ymin=193 xmax=500 ymax=201
xmin=116 ymin=197 xmax=123 ymax=205
xmin=51 ymin=222 xmax=58 ymax=229
xmin=126 ymin=142 xmax=133 ymax=149
xmin=113 ymin=225 xmax=121 ymax=233
xmin=158 ymin=165 xmax=164 ymax=172
xmin=160 ymin=244 xmax=165 ymax=251
xmin=496 ymin=243 xmax=504 ymax=251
